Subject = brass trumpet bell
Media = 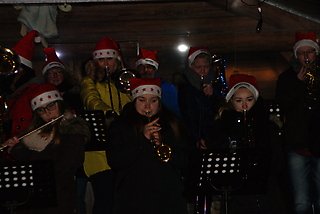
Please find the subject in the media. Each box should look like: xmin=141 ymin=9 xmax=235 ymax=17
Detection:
xmin=0 ymin=46 xmax=20 ymax=75
xmin=155 ymin=144 xmax=172 ymax=163
xmin=116 ymin=68 xmax=136 ymax=93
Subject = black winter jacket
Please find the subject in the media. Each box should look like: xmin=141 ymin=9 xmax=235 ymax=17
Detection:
xmin=107 ymin=103 xmax=188 ymax=214
xmin=276 ymin=67 xmax=320 ymax=154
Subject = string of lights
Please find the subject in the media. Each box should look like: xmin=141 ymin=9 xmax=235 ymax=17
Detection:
xmin=241 ymin=0 xmax=265 ymax=33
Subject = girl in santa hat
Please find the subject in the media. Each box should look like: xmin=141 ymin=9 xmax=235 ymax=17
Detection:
xmin=2 ymin=83 xmax=90 ymax=214
xmin=209 ymin=73 xmax=270 ymax=150
xmin=106 ymin=78 xmax=188 ymax=214
xmin=206 ymin=73 xmax=272 ymax=213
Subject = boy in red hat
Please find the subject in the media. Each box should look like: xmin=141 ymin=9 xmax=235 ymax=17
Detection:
xmin=276 ymin=32 xmax=320 ymax=213
xmin=42 ymin=47 xmax=65 ymax=86
xmin=135 ymin=48 xmax=159 ymax=78
xmin=41 ymin=47 xmax=82 ymax=114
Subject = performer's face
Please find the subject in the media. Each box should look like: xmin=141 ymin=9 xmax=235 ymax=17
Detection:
xmin=96 ymin=57 xmax=118 ymax=72
xmin=135 ymin=94 xmax=161 ymax=117
xmin=230 ymin=87 xmax=256 ymax=112
xmin=296 ymin=46 xmax=317 ymax=66
xmin=137 ymin=64 xmax=157 ymax=78
xmin=35 ymin=101 xmax=61 ymax=122
xmin=46 ymin=67 xmax=65 ymax=86
xmin=191 ymin=55 xmax=211 ymax=77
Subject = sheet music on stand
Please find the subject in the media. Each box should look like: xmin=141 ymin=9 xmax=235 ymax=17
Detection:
xmin=80 ymin=110 xmax=108 ymax=151
xmin=0 ymin=160 xmax=56 ymax=213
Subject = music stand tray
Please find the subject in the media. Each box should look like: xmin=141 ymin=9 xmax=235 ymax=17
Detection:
xmin=0 ymin=160 xmax=56 ymax=213
xmin=80 ymin=110 xmax=108 ymax=151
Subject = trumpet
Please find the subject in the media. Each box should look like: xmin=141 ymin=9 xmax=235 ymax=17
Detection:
xmin=304 ymin=58 xmax=320 ymax=93
xmin=0 ymin=115 xmax=64 ymax=151
xmin=115 ymin=68 xmax=137 ymax=93
xmin=145 ymin=111 xmax=172 ymax=163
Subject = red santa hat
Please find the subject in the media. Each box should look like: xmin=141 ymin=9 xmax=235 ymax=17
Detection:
xmin=42 ymin=47 xmax=65 ymax=75
xmin=225 ymin=74 xmax=259 ymax=102
xmin=8 ymin=83 xmax=62 ymax=136
xmin=188 ymin=47 xmax=210 ymax=67
xmin=29 ymin=83 xmax=63 ymax=110
xmin=12 ymin=30 xmax=40 ymax=68
xmin=293 ymin=32 xmax=319 ymax=58
xmin=135 ymin=48 xmax=159 ymax=70
xmin=92 ymin=36 xmax=120 ymax=60
xmin=130 ymin=78 xmax=161 ymax=100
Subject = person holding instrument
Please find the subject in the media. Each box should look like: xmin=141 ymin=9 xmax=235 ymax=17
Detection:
xmin=1 ymin=83 xmax=90 ymax=214
xmin=177 ymin=47 xmax=223 ymax=212
xmin=178 ymin=46 xmax=223 ymax=150
xmin=207 ymin=73 xmax=271 ymax=213
xmin=80 ymin=36 xmax=132 ymax=214
xmin=210 ymin=73 xmax=269 ymax=150
xmin=276 ymin=32 xmax=320 ymax=214
xmin=80 ymin=36 xmax=131 ymax=116
xmin=107 ymin=78 xmax=188 ymax=214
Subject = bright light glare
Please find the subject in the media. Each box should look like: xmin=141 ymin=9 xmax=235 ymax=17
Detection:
xmin=56 ymin=51 xmax=62 ymax=58
xmin=177 ymin=44 xmax=188 ymax=52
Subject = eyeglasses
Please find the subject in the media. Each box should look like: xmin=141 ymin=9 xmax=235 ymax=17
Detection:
xmin=296 ymin=49 xmax=316 ymax=56
xmin=36 ymin=101 xmax=58 ymax=114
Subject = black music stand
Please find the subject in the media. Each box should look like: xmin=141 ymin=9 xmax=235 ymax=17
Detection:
xmin=197 ymin=150 xmax=245 ymax=214
xmin=0 ymin=160 xmax=56 ymax=214
xmin=80 ymin=110 xmax=108 ymax=151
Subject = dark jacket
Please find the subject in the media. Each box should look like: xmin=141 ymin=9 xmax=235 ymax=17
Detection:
xmin=8 ymin=117 xmax=90 ymax=214
xmin=208 ymin=98 xmax=270 ymax=151
xmin=106 ymin=103 xmax=188 ymax=214
xmin=177 ymin=71 xmax=223 ymax=148
xmin=276 ymin=66 xmax=320 ymax=154
xmin=206 ymin=98 xmax=271 ymax=195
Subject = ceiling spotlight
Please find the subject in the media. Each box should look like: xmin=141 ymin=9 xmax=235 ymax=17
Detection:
xmin=177 ymin=44 xmax=188 ymax=52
